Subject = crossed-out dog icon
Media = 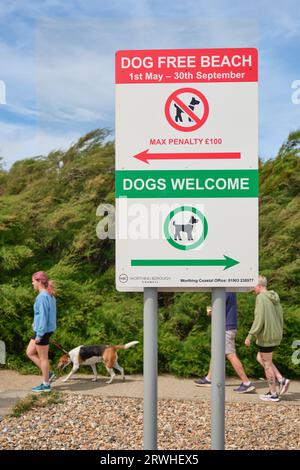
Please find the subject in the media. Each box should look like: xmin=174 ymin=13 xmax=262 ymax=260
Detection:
xmin=174 ymin=96 xmax=201 ymax=123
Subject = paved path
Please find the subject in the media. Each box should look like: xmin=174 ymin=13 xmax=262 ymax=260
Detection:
xmin=1 ymin=369 xmax=299 ymax=417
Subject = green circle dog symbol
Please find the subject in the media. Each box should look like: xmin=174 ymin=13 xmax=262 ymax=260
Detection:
xmin=164 ymin=206 xmax=208 ymax=250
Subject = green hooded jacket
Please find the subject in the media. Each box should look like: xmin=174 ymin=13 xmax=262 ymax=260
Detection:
xmin=248 ymin=290 xmax=283 ymax=347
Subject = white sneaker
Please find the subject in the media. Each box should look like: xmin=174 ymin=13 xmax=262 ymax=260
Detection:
xmin=259 ymin=392 xmax=280 ymax=402
xmin=279 ymin=378 xmax=290 ymax=396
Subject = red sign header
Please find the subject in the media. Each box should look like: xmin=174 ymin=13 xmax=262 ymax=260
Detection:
xmin=116 ymin=48 xmax=258 ymax=84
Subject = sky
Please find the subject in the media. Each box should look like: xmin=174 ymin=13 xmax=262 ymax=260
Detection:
xmin=0 ymin=0 xmax=299 ymax=168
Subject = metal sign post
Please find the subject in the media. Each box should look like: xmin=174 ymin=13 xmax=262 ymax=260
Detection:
xmin=211 ymin=288 xmax=226 ymax=450
xmin=143 ymin=287 xmax=158 ymax=450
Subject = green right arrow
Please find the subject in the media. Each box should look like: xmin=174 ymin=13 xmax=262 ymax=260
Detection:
xmin=131 ymin=255 xmax=240 ymax=270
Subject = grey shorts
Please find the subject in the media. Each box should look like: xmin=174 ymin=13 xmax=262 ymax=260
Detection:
xmin=225 ymin=329 xmax=237 ymax=355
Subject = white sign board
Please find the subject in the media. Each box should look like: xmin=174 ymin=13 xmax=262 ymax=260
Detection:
xmin=115 ymin=48 xmax=258 ymax=291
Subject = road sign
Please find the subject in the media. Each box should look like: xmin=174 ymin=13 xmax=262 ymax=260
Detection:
xmin=115 ymin=48 xmax=258 ymax=291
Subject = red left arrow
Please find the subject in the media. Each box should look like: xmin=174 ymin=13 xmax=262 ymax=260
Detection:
xmin=133 ymin=149 xmax=241 ymax=164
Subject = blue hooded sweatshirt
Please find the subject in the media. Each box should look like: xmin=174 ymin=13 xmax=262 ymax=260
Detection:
xmin=33 ymin=291 xmax=57 ymax=339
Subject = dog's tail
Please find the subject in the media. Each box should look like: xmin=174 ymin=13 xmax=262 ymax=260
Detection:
xmin=50 ymin=338 xmax=68 ymax=354
xmin=114 ymin=341 xmax=139 ymax=351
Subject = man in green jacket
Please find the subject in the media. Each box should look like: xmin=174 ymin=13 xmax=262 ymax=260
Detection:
xmin=245 ymin=275 xmax=290 ymax=402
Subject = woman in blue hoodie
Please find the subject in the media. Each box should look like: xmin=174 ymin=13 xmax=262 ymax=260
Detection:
xmin=26 ymin=271 xmax=57 ymax=392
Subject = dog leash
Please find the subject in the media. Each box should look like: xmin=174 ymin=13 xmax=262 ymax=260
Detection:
xmin=50 ymin=338 xmax=68 ymax=354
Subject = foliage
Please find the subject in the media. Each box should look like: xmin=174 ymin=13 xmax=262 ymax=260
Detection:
xmin=0 ymin=129 xmax=299 ymax=379
xmin=11 ymin=391 xmax=63 ymax=417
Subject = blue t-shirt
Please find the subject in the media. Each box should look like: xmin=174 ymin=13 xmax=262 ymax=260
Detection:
xmin=226 ymin=292 xmax=238 ymax=331
xmin=33 ymin=291 xmax=57 ymax=338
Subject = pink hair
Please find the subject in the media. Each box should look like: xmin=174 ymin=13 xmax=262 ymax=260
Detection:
xmin=32 ymin=271 xmax=56 ymax=296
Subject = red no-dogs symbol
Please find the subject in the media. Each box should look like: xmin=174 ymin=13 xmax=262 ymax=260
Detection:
xmin=164 ymin=87 xmax=209 ymax=132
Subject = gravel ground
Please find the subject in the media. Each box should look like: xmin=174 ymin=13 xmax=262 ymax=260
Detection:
xmin=0 ymin=394 xmax=299 ymax=450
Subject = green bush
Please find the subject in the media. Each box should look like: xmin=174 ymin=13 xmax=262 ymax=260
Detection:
xmin=0 ymin=129 xmax=299 ymax=379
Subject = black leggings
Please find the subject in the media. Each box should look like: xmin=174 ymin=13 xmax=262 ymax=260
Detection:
xmin=31 ymin=332 xmax=53 ymax=346
xmin=258 ymin=345 xmax=276 ymax=353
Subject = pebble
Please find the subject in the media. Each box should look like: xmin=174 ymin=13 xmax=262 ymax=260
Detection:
xmin=0 ymin=394 xmax=299 ymax=450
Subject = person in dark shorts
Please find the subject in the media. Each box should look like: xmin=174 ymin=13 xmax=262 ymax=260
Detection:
xmin=26 ymin=271 xmax=57 ymax=392
xmin=245 ymin=275 xmax=290 ymax=402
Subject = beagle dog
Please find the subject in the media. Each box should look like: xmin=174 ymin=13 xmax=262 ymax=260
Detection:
xmin=57 ymin=341 xmax=139 ymax=384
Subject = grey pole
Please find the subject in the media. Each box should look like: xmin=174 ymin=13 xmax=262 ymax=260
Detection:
xmin=211 ymin=287 xmax=226 ymax=450
xmin=143 ymin=287 xmax=158 ymax=450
